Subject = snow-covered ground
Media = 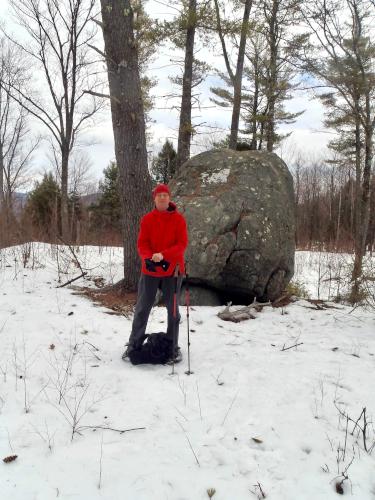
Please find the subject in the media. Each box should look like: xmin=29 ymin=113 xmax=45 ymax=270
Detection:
xmin=294 ymin=250 xmax=375 ymax=303
xmin=0 ymin=243 xmax=374 ymax=500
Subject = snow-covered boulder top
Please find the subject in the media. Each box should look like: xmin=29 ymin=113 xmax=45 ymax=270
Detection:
xmin=170 ymin=149 xmax=295 ymax=303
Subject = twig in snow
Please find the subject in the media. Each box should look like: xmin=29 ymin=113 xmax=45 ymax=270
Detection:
xmin=212 ymin=369 xmax=224 ymax=386
xmin=84 ymin=341 xmax=100 ymax=351
xmin=0 ymin=361 xmax=8 ymax=382
xmin=98 ymin=431 xmax=103 ymax=489
xmin=281 ymin=342 xmax=303 ymax=351
xmin=174 ymin=406 xmax=188 ymax=422
xmin=222 ymin=390 xmax=239 ymax=426
xmin=84 ymin=343 xmax=101 ymax=361
xmin=0 ymin=318 xmax=8 ymax=334
xmin=250 ymin=482 xmax=267 ymax=498
xmin=77 ymin=425 xmax=146 ymax=434
xmin=177 ymin=375 xmax=187 ymax=406
xmin=196 ymin=382 xmax=202 ymax=421
xmin=176 ymin=418 xmax=200 ymax=467
xmin=7 ymin=428 xmax=14 ymax=453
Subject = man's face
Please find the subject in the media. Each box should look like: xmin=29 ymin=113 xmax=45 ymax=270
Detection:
xmin=154 ymin=192 xmax=170 ymax=211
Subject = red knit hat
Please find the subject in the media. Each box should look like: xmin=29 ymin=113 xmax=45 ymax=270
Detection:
xmin=152 ymin=183 xmax=171 ymax=198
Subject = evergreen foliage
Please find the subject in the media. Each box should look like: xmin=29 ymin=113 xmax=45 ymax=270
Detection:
xmin=27 ymin=173 xmax=61 ymax=231
xmin=150 ymin=140 xmax=177 ymax=184
xmin=89 ymin=161 xmax=122 ymax=232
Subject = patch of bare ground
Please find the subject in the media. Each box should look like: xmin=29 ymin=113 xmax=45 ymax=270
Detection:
xmin=71 ymin=280 xmax=137 ymax=318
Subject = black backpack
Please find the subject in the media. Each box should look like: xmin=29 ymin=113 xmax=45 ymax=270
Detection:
xmin=128 ymin=332 xmax=173 ymax=365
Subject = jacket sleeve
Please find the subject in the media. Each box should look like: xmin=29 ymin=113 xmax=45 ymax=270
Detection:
xmin=137 ymin=216 xmax=153 ymax=260
xmin=160 ymin=215 xmax=188 ymax=261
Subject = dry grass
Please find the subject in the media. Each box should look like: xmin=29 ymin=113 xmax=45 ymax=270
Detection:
xmin=71 ymin=285 xmax=137 ymax=318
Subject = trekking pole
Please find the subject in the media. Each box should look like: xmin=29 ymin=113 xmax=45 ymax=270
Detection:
xmin=170 ymin=263 xmax=180 ymax=376
xmin=184 ymin=261 xmax=193 ymax=375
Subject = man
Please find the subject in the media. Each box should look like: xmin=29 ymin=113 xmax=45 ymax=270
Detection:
xmin=123 ymin=183 xmax=188 ymax=362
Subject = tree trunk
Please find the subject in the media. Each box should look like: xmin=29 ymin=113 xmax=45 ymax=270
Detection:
xmin=61 ymin=146 xmax=69 ymax=241
xmin=176 ymin=0 xmax=197 ymax=169
xmin=229 ymin=0 xmax=252 ymax=150
xmin=265 ymin=0 xmax=278 ymax=152
xmin=100 ymin=0 xmax=152 ymax=291
xmin=0 ymin=142 xmax=4 ymax=213
xmin=360 ymin=123 xmax=373 ymax=255
xmin=250 ymin=60 xmax=259 ymax=150
xmin=350 ymin=100 xmax=365 ymax=301
xmin=335 ymin=188 xmax=342 ymax=250
xmin=350 ymin=110 xmax=373 ymax=302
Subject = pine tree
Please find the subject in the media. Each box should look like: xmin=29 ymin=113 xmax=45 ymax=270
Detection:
xmin=210 ymin=4 xmax=303 ymax=151
xmin=299 ymin=0 xmax=375 ymax=301
xmin=150 ymin=140 xmax=177 ymax=184
xmin=27 ymin=173 xmax=61 ymax=236
xmin=89 ymin=161 xmax=122 ymax=233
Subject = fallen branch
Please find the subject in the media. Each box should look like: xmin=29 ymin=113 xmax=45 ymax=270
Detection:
xmin=84 ymin=341 xmax=100 ymax=351
xmin=57 ymin=272 xmax=87 ymax=288
xmin=218 ymin=300 xmax=271 ymax=323
xmin=304 ymin=299 xmax=342 ymax=310
xmin=85 ymin=346 xmax=101 ymax=361
xmin=281 ymin=342 xmax=304 ymax=351
xmin=272 ymin=293 xmax=291 ymax=307
xmin=77 ymin=425 xmax=145 ymax=434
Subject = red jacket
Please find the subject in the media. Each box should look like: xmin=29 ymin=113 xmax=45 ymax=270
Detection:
xmin=137 ymin=202 xmax=188 ymax=277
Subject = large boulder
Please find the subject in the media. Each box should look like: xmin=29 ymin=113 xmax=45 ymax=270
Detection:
xmin=170 ymin=149 xmax=295 ymax=304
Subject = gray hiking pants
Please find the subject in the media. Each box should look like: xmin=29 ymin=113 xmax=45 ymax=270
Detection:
xmin=128 ymin=273 xmax=183 ymax=348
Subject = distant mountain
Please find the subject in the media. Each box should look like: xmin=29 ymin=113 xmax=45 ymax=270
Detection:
xmin=9 ymin=191 xmax=100 ymax=216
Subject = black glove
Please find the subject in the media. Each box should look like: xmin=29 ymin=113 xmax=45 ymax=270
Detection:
xmin=159 ymin=259 xmax=170 ymax=271
xmin=145 ymin=258 xmax=157 ymax=272
xmin=145 ymin=258 xmax=170 ymax=272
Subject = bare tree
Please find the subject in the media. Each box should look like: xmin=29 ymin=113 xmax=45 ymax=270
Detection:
xmin=0 ymin=38 xmax=39 ymax=218
xmin=99 ymin=0 xmax=152 ymax=291
xmin=1 ymin=0 xmax=102 ymax=240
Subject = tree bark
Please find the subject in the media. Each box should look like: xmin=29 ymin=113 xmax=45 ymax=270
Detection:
xmin=229 ymin=0 xmax=252 ymax=150
xmin=265 ymin=0 xmax=278 ymax=152
xmin=0 ymin=142 xmax=4 ymax=212
xmin=176 ymin=0 xmax=197 ymax=169
xmin=351 ymin=119 xmax=374 ymax=300
xmin=61 ymin=145 xmax=70 ymax=241
xmin=250 ymin=54 xmax=260 ymax=150
xmin=214 ymin=0 xmax=252 ymax=150
xmin=100 ymin=0 xmax=152 ymax=291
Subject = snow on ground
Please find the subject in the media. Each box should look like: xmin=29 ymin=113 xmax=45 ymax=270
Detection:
xmin=0 ymin=243 xmax=374 ymax=500
xmin=294 ymin=250 xmax=375 ymax=302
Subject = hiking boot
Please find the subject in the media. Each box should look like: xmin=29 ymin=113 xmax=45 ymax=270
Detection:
xmin=166 ymin=347 xmax=182 ymax=365
xmin=122 ymin=343 xmax=135 ymax=361
xmin=122 ymin=335 xmax=147 ymax=361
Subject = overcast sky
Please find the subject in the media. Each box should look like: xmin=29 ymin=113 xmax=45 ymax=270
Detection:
xmin=0 ymin=0 xmax=331 ymax=190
